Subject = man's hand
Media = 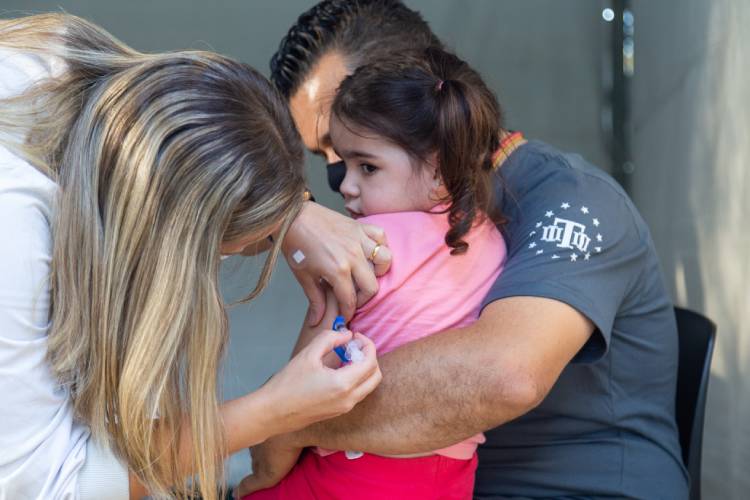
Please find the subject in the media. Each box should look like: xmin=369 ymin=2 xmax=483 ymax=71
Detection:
xmin=282 ymin=201 xmax=392 ymax=324
xmin=234 ymin=435 xmax=303 ymax=498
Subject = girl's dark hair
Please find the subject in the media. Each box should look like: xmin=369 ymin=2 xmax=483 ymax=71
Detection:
xmin=270 ymin=0 xmax=441 ymax=98
xmin=332 ymin=47 xmax=505 ymax=255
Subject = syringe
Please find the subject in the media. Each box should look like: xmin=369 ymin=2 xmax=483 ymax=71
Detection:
xmin=331 ymin=315 xmax=365 ymax=363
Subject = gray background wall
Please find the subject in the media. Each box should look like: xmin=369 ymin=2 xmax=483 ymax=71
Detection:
xmin=632 ymin=1 xmax=750 ymax=497
xmin=1 ymin=1 xmax=747 ymax=497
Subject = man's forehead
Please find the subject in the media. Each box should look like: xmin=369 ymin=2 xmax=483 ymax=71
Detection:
xmin=289 ymin=92 xmax=322 ymax=146
xmin=289 ymin=51 xmax=351 ymax=150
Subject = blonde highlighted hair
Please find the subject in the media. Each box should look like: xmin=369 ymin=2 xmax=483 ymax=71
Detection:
xmin=0 ymin=13 xmax=305 ymax=499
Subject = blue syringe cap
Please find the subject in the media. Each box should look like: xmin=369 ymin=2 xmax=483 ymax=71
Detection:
xmin=332 ymin=315 xmax=347 ymax=332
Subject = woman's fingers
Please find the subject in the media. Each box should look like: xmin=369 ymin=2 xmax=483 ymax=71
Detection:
xmin=324 ymin=266 xmax=358 ymax=320
xmin=351 ymin=223 xmax=390 ymax=307
xmin=334 ymin=333 xmax=380 ymax=385
xmin=264 ymin=329 xmax=379 ymax=433
xmin=290 ymin=329 xmax=380 ymax=416
xmin=345 ymin=334 xmax=383 ymax=400
xmin=306 ymin=329 xmax=354 ymax=358
xmin=360 ymin=223 xmax=388 ymax=247
xmin=321 ymin=349 xmax=343 ymax=369
xmin=369 ymin=243 xmax=392 ymax=278
xmin=360 ymin=223 xmax=392 ymax=276
xmin=352 ymin=331 xmax=377 ymax=356
xmin=308 ymin=330 xmax=379 ymax=389
xmin=295 ymin=271 xmax=327 ymax=326
xmin=351 ymin=258 xmax=379 ymax=308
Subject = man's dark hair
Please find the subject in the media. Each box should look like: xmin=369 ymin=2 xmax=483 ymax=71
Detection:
xmin=270 ymin=0 xmax=441 ymax=98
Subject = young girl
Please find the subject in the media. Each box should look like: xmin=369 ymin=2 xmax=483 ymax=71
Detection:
xmin=245 ymin=46 xmax=508 ymax=499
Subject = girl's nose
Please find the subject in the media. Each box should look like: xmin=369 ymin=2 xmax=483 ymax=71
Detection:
xmin=339 ymin=169 xmax=359 ymax=199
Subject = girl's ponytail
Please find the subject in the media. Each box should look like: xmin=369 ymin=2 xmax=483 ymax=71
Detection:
xmin=432 ymin=56 xmax=501 ymax=252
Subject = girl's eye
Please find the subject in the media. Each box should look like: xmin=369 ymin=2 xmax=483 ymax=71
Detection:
xmin=361 ymin=163 xmax=378 ymax=175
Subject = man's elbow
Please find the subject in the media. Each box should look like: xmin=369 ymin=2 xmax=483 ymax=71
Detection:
xmin=481 ymin=369 xmax=549 ymax=423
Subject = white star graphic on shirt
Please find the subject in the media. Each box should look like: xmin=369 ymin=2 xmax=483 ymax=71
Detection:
xmin=536 ymin=221 xmax=543 ymax=228
xmin=584 ymin=253 xmax=591 ymax=261
xmin=561 ymin=202 xmax=570 ymax=209
xmin=529 ymin=242 xmax=537 ymax=249
xmin=536 ymin=249 xmax=544 ymax=255
xmin=596 ymin=233 xmax=603 ymax=242
xmin=545 ymin=210 xmax=554 ymax=218
xmin=581 ymin=206 xmax=589 ymax=214
xmin=593 ymin=218 xmax=600 ymax=227
xmin=595 ymin=246 xmax=602 ymax=253
xmin=570 ymin=253 xmax=578 ymax=262
xmin=551 ymin=254 xmax=561 ymax=260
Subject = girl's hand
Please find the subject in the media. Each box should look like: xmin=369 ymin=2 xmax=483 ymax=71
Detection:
xmin=259 ymin=329 xmax=382 ymax=435
xmin=282 ymin=202 xmax=392 ymax=325
xmin=234 ymin=433 xmax=302 ymax=498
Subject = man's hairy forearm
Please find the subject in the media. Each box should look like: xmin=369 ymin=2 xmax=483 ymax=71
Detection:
xmin=287 ymin=297 xmax=593 ymax=455
xmin=290 ymin=311 xmax=536 ymax=454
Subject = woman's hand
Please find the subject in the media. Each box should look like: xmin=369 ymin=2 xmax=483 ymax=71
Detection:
xmin=258 ymin=328 xmax=382 ymax=435
xmin=282 ymin=202 xmax=392 ymax=325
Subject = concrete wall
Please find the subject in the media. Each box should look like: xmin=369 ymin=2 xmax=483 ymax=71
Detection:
xmin=632 ymin=1 xmax=750 ymax=498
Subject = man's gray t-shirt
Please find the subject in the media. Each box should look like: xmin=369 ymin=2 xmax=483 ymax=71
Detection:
xmin=475 ymin=140 xmax=688 ymax=499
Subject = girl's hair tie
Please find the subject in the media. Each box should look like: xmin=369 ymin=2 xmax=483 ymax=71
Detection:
xmin=435 ymin=79 xmax=445 ymax=92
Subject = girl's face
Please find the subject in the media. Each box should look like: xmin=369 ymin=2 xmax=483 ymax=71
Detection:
xmin=330 ymin=115 xmax=440 ymax=218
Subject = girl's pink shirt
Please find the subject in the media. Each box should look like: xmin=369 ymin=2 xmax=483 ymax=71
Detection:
xmin=321 ymin=208 xmax=506 ymax=460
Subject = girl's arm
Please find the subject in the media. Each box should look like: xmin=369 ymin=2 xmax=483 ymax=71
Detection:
xmin=291 ymin=286 xmax=341 ymax=357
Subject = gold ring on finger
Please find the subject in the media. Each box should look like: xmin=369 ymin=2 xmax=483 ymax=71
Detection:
xmin=369 ymin=243 xmax=382 ymax=262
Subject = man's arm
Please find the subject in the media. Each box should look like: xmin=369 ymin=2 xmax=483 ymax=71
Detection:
xmin=236 ymin=295 xmax=595 ymax=496
xmin=290 ymin=295 xmax=594 ymax=454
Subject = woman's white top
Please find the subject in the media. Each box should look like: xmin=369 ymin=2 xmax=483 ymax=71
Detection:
xmin=0 ymin=50 xmax=128 ymax=499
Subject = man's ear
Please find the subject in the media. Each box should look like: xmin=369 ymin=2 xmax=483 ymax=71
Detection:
xmin=427 ymin=152 xmax=442 ymax=185
xmin=426 ymin=152 xmax=449 ymax=200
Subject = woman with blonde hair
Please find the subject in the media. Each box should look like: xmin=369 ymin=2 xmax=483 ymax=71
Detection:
xmin=0 ymin=13 xmax=382 ymax=500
